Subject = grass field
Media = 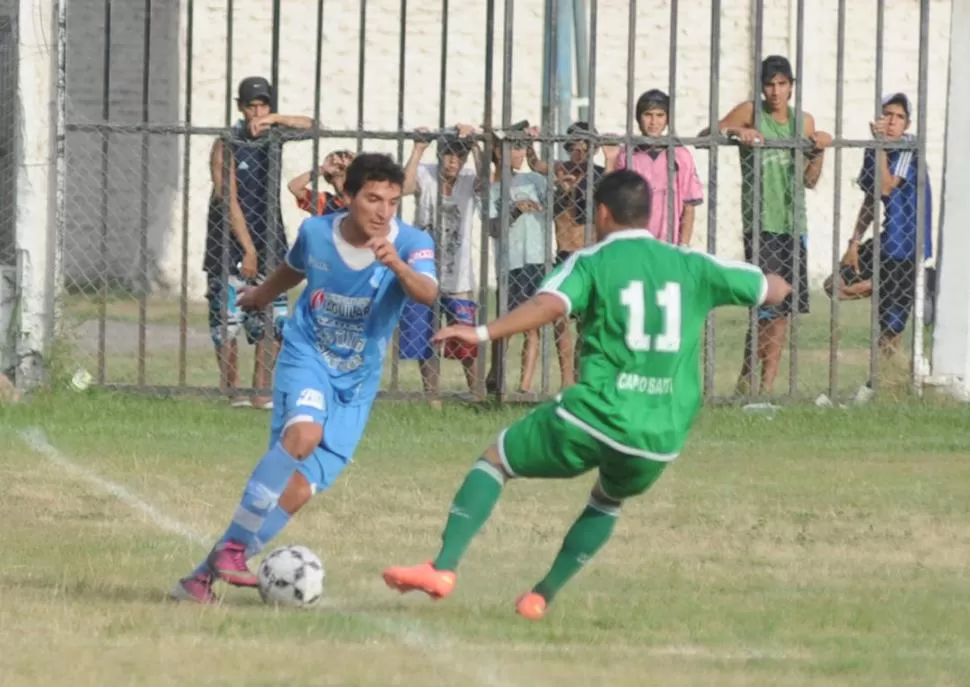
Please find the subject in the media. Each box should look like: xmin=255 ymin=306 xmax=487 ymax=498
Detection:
xmin=2 ymin=390 xmax=969 ymax=686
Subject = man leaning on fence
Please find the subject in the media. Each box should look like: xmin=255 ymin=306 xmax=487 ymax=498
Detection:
xmin=837 ymin=93 xmax=933 ymax=360
xmin=204 ymin=76 xmax=314 ymax=408
xmin=701 ymin=55 xmax=832 ymax=395
xmin=525 ymin=120 xmax=606 ymax=389
xmin=607 ymin=89 xmax=704 ymax=246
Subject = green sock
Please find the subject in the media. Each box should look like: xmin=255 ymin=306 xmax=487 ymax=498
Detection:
xmin=433 ymin=459 xmax=505 ymax=571
xmin=533 ymin=499 xmax=619 ymax=603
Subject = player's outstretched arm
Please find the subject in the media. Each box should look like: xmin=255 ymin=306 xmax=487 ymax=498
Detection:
xmin=763 ymin=273 xmax=793 ymax=306
xmin=237 ymin=263 xmax=305 ymax=311
xmin=433 ymin=293 xmax=566 ymax=346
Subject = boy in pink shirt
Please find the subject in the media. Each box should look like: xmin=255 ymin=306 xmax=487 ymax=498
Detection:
xmin=606 ymin=89 xmax=703 ymax=245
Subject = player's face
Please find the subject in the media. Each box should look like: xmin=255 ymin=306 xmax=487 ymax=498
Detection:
xmin=565 ymin=141 xmax=590 ymax=165
xmin=348 ymin=181 xmax=403 ymax=237
xmin=238 ymin=98 xmax=271 ymax=122
xmin=508 ymin=145 xmax=527 ymax=170
xmin=762 ymin=75 xmax=792 ymax=111
xmin=638 ymin=107 xmax=668 ymax=137
xmin=440 ymin=153 xmax=466 ymax=181
xmin=881 ymin=103 xmax=909 ymax=139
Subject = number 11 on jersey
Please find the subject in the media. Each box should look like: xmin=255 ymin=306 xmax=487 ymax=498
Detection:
xmin=620 ymin=281 xmax=682 ymax=353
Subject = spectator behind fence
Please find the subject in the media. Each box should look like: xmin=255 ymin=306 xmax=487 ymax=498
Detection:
xmin=700 ymin=55 xmax=832 ymax=395
xmin=398 ymin=124 xmax=485 ymax=402
xmin=606 ymin=89 xmax=704 ymax=246
xmin=486 ymin=127 xmax=549 ymax=395
xmin=837 ymin=93 xmax=933 ymax=359
xmin=524 ymin=121 xmax=606 ymax=389
xmin=288 ymin=150 xmax=355 ymax=216
xmin=204 ymin=76 xmax=314 ymax=408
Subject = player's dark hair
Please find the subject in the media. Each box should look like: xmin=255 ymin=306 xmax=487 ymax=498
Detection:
xmin=593 ymin=170 xmax=651 ymax=227
xmin=343 ymin=153 xmax=405 ymax=196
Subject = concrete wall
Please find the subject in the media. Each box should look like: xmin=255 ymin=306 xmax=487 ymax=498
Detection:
xmin=66 ymin=0 xmax=953 ymax=300
xmin=62 ymin=0 xmax=180 ymax=293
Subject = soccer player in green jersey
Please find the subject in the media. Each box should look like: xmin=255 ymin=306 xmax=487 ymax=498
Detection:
xmin=382 ymin=170 xmax=792 ymax=620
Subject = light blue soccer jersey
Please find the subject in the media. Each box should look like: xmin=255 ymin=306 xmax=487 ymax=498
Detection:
xmin=281 ymin=212 xmax=437 ymax=404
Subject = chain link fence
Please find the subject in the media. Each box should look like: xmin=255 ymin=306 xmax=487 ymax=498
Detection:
xmin=48 ymin=0 xmax=942 ymax=407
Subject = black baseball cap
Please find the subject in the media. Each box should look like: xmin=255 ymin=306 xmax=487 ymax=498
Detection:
xmin=237 ymin=76 xmax=273 ymax=104
xmin=635 ymin=89 xmax=670 ymax=118
xmin=761 ymin=55 xmax=795 ymax=83
xmin=882 ymin=92 xmax=911 ymax=118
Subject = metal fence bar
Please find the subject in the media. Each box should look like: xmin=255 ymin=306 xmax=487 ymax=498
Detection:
xmin=623 ymin=0 xmax=636 ymax=169
xmin=310 ymin=0 xmax=325 ymax=207
xmin=97 ymin=0 xmax=112 ymax=385
xmin=665 ymin=0 xmax=678 ymax=245
xmin=540 ymin=0 xmax=560 ymax=398
xmin=356 ymin=0 xmax=367 ymax=152
xmin=224 ymin=0 xmax=233 ymax=126
xmin=390 ymin=0 xmax=405 ymax=393
xmin=270 ymin=0 xmax=281 ymax=105
xmin=178 ymin=0 xmax=194 ymax=387
xmin=747 ymin=0 xmax=764 ymax=396
xmin=137 ymin=0 xmax=152 ymax=386
xmin=828 ymin=0 xmax=846 ymax=398
xmin=495 ymin=0 xmax=515 ymax=401
xmin=789 ymin=0 xmax=806 ymax=397
xmin=869 ymin=0 xmax=885 ymax=391
xmin=912 ymin=0 xmax=931 ymax=395
xmin=703 ymin=0 xmax=721 ymax=400
xmin=583 ymin=0 xmax=597 ymax=252
xmin=429 ymin=0 xmax=449 ymax=401
xmin=61 ymin=122 xmax=921 ymax=150
xmin=219 ymin=133 xmax=231 ymax=390
xmin=475 ymin=0 xmax=497 ymax=401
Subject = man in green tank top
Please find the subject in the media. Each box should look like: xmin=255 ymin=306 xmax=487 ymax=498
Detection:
xmin=701 ymin=55 xmax=832 ymax=394
xmin=381 ymin=170 xmax=792 ymax=621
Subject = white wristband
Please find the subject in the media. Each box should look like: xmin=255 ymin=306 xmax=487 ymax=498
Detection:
xmin=475 ymin=325 xmax=491 ymax=343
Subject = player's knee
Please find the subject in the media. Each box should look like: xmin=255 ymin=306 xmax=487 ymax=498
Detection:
xmin=281 ymin=422 xmax=324 ymax=459
xmin=590 ymin=480 xmax=623 ymax=511
xmin=482 ymin=445 xmax=513 ymax=480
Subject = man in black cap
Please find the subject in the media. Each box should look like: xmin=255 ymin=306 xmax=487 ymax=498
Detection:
xmin=701 ymin=55 xmax=833 ymax=395
xmin=205 ymin=76 xmax=314 ymax=408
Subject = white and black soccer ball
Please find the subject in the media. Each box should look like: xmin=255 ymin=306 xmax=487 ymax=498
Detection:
xmin=257 ymin=545 xmax=325 ymax=608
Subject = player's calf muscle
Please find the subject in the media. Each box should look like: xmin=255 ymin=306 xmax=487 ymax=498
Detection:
xmin=281 ymin=422 xmax=323 ymax=459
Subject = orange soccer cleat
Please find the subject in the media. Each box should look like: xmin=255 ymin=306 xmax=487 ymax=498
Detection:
xmin=515 ymin=591 xmax=547 ymax=621
xmin=382 ymin=562 xmax=457 ymax=600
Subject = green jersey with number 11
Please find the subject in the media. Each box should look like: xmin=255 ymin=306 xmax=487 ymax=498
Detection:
xmin=539 ymin=229 xmax=768 ymax=461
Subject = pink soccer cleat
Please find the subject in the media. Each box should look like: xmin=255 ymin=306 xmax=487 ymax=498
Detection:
xmin=170 ymin=572 xmax=217 ymax=605
xmin=206 ymin=541 xmax=259 ymax=587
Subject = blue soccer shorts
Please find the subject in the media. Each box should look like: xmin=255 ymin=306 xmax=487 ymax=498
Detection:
xmin=398 ymin=296 xmax=478 ymax=361
xmin=268 ymin=351 xmax=373 ymax=494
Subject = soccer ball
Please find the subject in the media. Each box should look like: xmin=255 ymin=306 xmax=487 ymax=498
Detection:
xmin=257 ymin=545 xmax=325 ymax=608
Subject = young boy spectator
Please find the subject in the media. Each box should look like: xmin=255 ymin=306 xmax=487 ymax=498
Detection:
xmin=842 ymin=92 xmax=933 ymax=357
xmin=524 ymin=121 xmax=605 ymax=388
xmin=486 ymin=130 xmax=549 ymax=395
xmin=700 ymin=55 xmax=832 ymax=395
xmin=606 ymin=89 xmax=704 ymax=246
xmin=287 ymin=150 xmax=354 ymax=216
xmin=398 ymin=125 xmax=484 ymax=399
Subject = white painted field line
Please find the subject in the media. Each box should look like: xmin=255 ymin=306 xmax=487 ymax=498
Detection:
xmin=20 ymin=427 xmax=517 ymax=687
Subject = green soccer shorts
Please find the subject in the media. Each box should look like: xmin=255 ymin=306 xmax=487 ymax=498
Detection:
xmin=498 ymin=400 xmax=669 ymax=500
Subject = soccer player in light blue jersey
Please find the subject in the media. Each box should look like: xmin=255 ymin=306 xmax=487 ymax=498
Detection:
xmin=172 ymin=153 xmax=439 ymax=604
